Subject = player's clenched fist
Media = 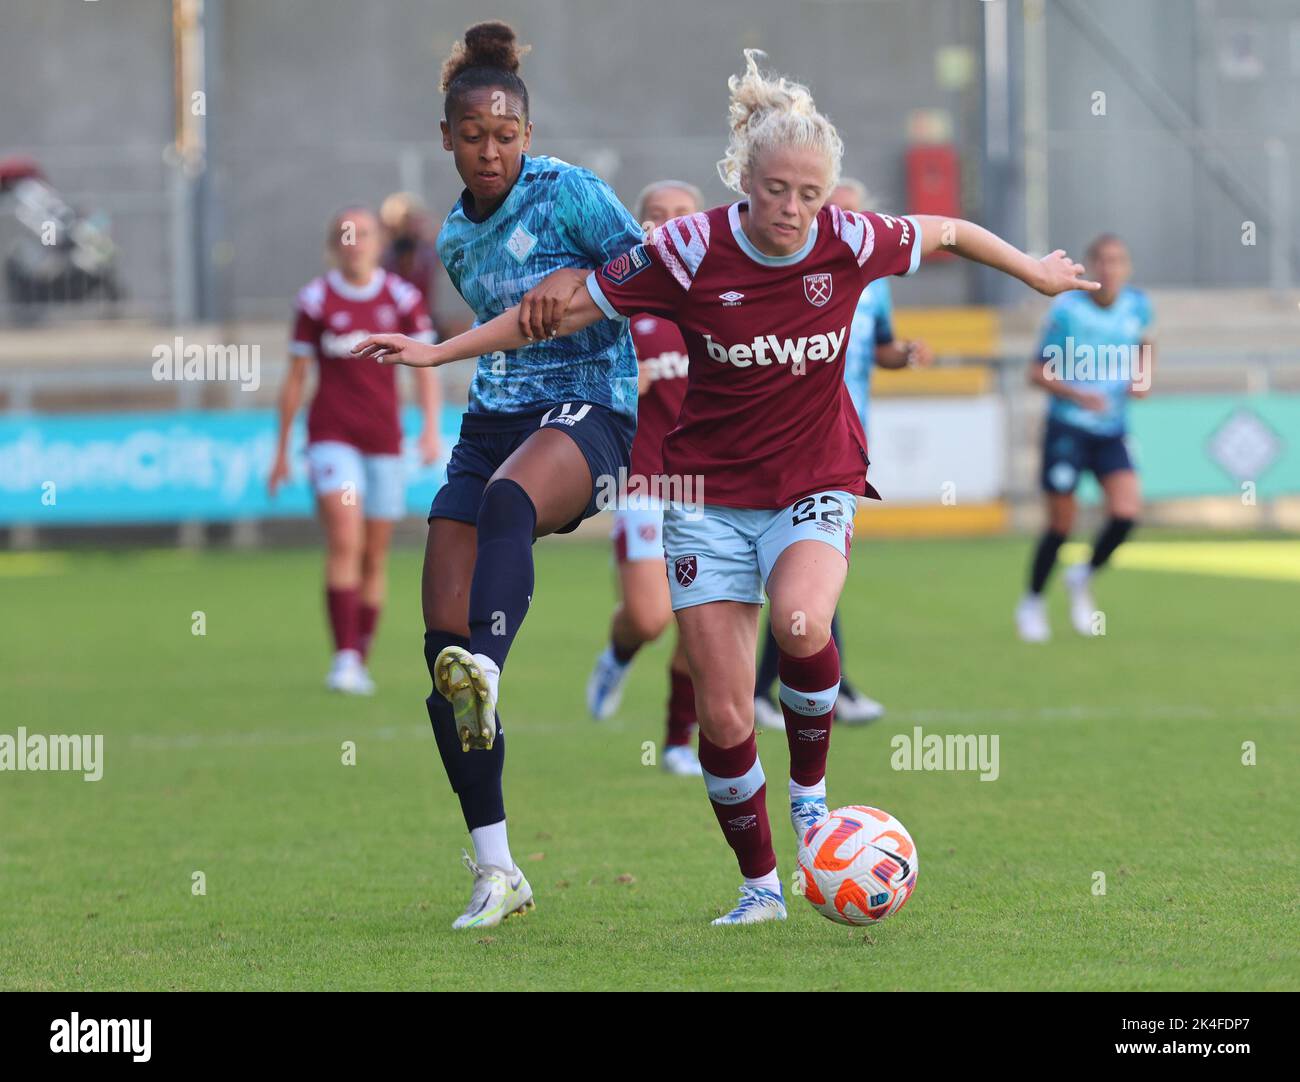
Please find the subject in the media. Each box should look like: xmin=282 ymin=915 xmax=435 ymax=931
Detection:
xmin=351 ymin=334 xmax=444 ymax=367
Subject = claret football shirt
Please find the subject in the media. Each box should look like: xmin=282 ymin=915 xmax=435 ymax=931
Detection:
xmin=627 ymin=314 xmax=689 ymax=481
xmin=587 ymin=201 xmax=922 ymax=510
xmin=291 ymin=268 xmax=434 ymax=454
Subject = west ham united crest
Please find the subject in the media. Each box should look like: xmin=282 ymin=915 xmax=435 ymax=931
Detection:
xmin=803 ymin=272 xmax=832 ymax=307
xmin=673 ymin=554 xmax=698 ymax=588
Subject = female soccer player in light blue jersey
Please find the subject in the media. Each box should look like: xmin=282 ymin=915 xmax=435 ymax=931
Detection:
xmin=398 ymin=22 xmax=644 ymax=929
xmin=1017 ymin=234 xmax=1153 ymax=642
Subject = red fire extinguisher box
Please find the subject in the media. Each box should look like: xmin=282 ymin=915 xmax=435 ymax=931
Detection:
xmin=905 ymin=144 xmax=960 ymax=262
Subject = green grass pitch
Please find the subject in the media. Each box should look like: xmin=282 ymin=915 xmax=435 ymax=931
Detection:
xmin=1 ymin=535 xmax=1296 ymax=990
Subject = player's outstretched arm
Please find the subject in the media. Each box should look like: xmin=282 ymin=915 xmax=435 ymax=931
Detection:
xmin=911 ymin=215 xmax=1100 ymax=297
xmin=351 ymin=271 xmax=607 ymax=368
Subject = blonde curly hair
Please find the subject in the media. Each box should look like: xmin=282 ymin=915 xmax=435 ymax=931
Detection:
xmin=717 ymin=49 xmax=843 ymax=195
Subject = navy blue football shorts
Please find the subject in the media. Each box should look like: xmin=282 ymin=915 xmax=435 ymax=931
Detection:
xmin=429 ymin=400 xmax=635 ymax=534
xmin=1040 ymin=418 xmax=1134 ymax=494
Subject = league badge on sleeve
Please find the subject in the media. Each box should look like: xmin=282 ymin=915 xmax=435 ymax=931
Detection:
xmin=803 ymin=272 xmax=832 ymax=307
xmin=602 ymin=245 xmax=650 ymax=286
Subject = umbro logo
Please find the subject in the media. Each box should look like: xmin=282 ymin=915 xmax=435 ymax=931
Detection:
xmin=727 ymin=814 xmax=758 ymax=830
xmin=719 ymin=290 xmax=744 ymax=306
xmin=796 ymin=728 xmax=826 ymax=742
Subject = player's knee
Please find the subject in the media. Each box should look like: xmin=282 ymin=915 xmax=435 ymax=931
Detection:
xmin=697 ymin=694 xmax=751 ymax=746
xmin=1049 ymin=506 xmax=1076 ymax=535
xmin=327 ymin=530 xmax=362 ymax=564
xmin=476 ymin=479 xmax=536 ymax=541
xmin=623 ymin=602 xmax=671 ymax=645
xmin=769 ymin=605 xmax=832 ymax=657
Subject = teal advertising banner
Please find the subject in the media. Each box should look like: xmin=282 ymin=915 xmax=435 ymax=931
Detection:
xmin=2 ymin=394 xmax=1295 ymax=525
xmin=1077 ymin=394 xmax=1299 ymax=502
xmin=0 ymin=406 xmax=459 ymax=525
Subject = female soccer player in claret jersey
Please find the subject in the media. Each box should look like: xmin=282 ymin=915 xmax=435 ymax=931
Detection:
xmin=357 ymin=50 xmax=1098 ymax=925
xmin=585 ymin=179 xmax=703 ymax=779
xmin=362 ymin=22 xmax=645 ymax=930
xmin=269 ymin=206 xmax=440 ymax=695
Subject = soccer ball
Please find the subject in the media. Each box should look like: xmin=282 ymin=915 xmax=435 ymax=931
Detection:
xmin=796 ymin=805 xmax=918 ymax=925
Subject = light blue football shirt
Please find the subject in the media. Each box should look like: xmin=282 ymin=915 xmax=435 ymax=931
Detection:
xmin=436 ymin=154 xmax=642 ymax=418
xmin=842 ymin=278 xmax=895 ymax=434
xmin=1038 ymin=287 xmax=1152 ymax=436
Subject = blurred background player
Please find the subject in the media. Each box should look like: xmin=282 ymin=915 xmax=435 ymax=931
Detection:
xmin=586 ymin=178 xmax=703 ymax=778
xmin=379 ymin=191 xmax=460 ymax=339
xmin=1017 ymin=233 xmax=1152 ymax=642
xmin=356 ymin=22 xmax=644 ymax=929
xmin=751 ymin=176 xmax=933 ymax=731
xmin=268 ymin=206 xmax=440 ymax=693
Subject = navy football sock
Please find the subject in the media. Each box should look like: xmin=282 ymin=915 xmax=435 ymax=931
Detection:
xmin=1029 ymin=530 xmax=1068 ymax=595
xmin=424 ymin=628 xmax=505 ymax=830
xmin=468 ymin=479 xmax=537 ymax=671
xmin=830 ymin=611 xmax=854 ymax=696
xmin=1090 ymin=517 xmax=1136 ymax=571
xmin=754 ymin=616 xmax=780 ymax=700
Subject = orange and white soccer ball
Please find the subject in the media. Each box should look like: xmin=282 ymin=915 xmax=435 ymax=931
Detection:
xmin=796 ymin=805 xmax=918 ymax=925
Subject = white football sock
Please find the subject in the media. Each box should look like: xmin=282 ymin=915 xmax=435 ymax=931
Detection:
xmin=744 ymin=869 xmax=783 ymax=894
xmin=790 ymin=777 xmax=826 ymax=801
xmin=470 ymin=820 xmax=513 ymax=871
xmin=471 ymin=652 xmax=501 ymax=702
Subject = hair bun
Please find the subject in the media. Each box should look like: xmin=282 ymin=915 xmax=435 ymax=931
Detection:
xmin=441 ymin=20 xmax=529 ymax=91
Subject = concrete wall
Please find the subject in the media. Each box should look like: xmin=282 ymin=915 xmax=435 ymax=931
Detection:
xmin=1042 ymin=0 xmax=1300 ymax=288
xmin=3 ymin=0 xmax=1296 ymax=322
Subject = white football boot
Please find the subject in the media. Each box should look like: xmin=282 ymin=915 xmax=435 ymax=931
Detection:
xmin=835 ymin=683 xmax=885 ymax=725
xmin=434 ymin=646 xmax=499 ymax=751
xmin=1015 ymin=595 xmax=1051 ymax=643
xmin=712 ymin=884 xmax=787 ymax=925
xmin=326 ymin=649 xmax=374 ymax=695
xmin=661 ymin=743 xmax=703 ymax=777
xmin=451 ymin=850 xmax=534 ymax=930
xmin=586 ymin=646 xmax=631 ymax=721
xmin=1064 ymin=563 xmax=1099 ymax=636
xmin=753 ymin=695 xmax=785 ymax=731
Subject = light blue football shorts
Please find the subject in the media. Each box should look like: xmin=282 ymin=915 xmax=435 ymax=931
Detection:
xmin=306 ymin=440 xmax=407 ymax=521
xmin=661 ymin=490 xmax=857 ymax=611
